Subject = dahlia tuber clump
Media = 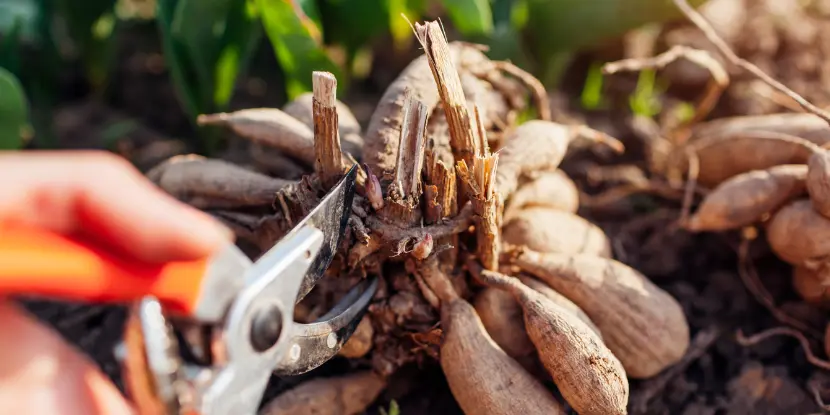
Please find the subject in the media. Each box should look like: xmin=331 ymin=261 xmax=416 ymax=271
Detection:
xmin=145 ymin=20 xmax=689 ymax=415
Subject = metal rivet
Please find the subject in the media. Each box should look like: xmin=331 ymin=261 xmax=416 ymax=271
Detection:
xmin=326 ymin=333 xmax=337 ymax=349
xmin=289 ymin=344 xmax=301 ymax=361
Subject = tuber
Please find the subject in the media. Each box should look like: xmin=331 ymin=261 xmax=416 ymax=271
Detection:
xmin=685 ymin=164 xmax=807 ymax=232
xmin=259 ymin=371 xmax=386 ymax=415
xmin=512 ymin=249 xmax=690 ymax=378
xmin=418 ymin=259 xmax=565 ymax=415
xmin=338 ymin=315 xmax=374 ymax=358
xmin=502 ymin=207 xmax=612 ymax=257
xmin=792 ymin=266 xmax=830 ymax=307
xmin=474 ymin=266 xmax=629 ymax=415
xmin=766 ymin=199 xmax=830 ymax=271
xmin=504 ymin=169 xmax=579 ymax=220
xmin=145 ymin=155 xmax=292 ymax=209
xmin=807 ymin=150 xmax=830 ymax=219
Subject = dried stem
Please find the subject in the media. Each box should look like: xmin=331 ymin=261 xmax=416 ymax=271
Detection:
xmin=381 ymin=93 xmax=429 ymax=226
xmin=392 ymin=91 xmax=429 ymax=200
xmin=414 ymin=21 xmax=480 ymax=175
xmin=312 ymin=71 xmax=345 ymax=188
xmin=457 ymin=124 xmax=501 ymax=271
xmin=736 ymin=327 xmax=830 ymax=370
xmin=603 ymin=45 xmax=729 ymax=130
xmin=672 ymin=0 xmax=830 ymax=125
xmin=424 ymin=150 xmax=459 ymax=268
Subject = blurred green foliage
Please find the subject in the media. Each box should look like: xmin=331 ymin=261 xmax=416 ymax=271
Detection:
xmin=0 ymin=0 xmax=710 ymax=153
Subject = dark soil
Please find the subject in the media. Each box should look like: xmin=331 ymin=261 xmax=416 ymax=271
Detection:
xmin=15 ymin=1 xmax=830 ymax=413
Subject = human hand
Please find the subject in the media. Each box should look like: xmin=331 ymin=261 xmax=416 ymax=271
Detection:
xmin=0 ymin=150 xmax=233 ymax=415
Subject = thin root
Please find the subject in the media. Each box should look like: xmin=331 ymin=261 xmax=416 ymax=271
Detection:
xmin=679 ymin=147 xmax=699 ymax=226
xmin=737 ymin=237 xmax=820 ymax=336
xmin=603 ymin=45 xmax=728 ymax=130
xmin=672 ymin=0 xmax=830 ymax=125
xmin=736 ymin=327 xmax=830 ymax=370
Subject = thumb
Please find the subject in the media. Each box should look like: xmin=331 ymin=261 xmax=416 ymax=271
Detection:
xmin=0 ymin=300 xmax=134 ymax=415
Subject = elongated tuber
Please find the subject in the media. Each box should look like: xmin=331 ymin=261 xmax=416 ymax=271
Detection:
xmin=145 ymin=155 xmax=292 ymax=209
xmin=503 ymin=207 xmax=612 ymax=257
xmin=474 ymin=266 xmax=629 ymax=415
xmin=418 ymin=259 xmax=565 ymax=415
xmin=767 ymin=199 xmax=830 ymax=270
xmin=259 ymin=371 xmax=386 ymax=415
xmin=685 ymin=164 xmax=807 ymax=232
xmin=512 ymin=249 xmax=689 ymax=378
xmin=504 ymin=169 xmax=579 ymax=220
xmin=520 ymin=275 xmax=601 ymax=336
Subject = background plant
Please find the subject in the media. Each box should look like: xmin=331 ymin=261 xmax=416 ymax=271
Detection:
xmin=0 ymin=0 xmax=709 ymax=154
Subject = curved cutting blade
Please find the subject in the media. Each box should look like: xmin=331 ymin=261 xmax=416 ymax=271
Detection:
xmin=280 ymin=164 xmax=357 ymax=302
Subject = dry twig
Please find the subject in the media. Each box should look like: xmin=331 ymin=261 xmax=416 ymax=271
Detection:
xmin=312 ymin=71 xmax=345 ymax=188
xmin=672 ymin=0 xmax=830 ymax=124
xmin=737 ymin=327 xmax=830 ymax=370
xmin=603 ymin=45 xmax=729 ymax=131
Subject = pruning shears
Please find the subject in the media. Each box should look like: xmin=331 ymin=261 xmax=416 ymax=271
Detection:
xmin=0 ymin=164 xmax=376 ymax=415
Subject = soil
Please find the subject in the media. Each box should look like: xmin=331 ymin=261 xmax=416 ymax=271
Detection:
xmin=14 ymin=1 xmax=830 ymax=413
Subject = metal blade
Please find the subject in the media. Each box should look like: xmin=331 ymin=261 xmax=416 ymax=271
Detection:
xmin=272 ymin=276 xmax=378 ymax=376
xmin=277 ymin=164 xmax=357 ymax=302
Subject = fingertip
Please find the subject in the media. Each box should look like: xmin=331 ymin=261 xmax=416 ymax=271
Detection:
xmin=0 ymin=301 xmax=134 ymax=415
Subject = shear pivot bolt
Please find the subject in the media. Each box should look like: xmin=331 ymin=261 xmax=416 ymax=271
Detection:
xmin=250 ymin=305 xmax=283 ymax=352
xmin=326 ymin=333 xmax=337 ymax=348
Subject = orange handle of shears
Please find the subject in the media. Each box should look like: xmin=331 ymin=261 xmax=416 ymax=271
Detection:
xmin=0 ymin=227 xmax=210 ymax=315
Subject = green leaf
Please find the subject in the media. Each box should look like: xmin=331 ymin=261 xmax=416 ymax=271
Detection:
xmin=55 ymin=0 xmax=119 ymax=91
xmin=156 ymin=0 xmax=203 ymax=119
xmin=0 ymin=16 xmax=24 ymax=75
xmin=214 ymin=0 xmax=262 ymax=107
xmin=257 ymin=0 xmax=341 ymax=100
xmin=0 ymin=67 xmax=29 ymax=149
xmin=440 ymin=0 xmax=493 ymax=36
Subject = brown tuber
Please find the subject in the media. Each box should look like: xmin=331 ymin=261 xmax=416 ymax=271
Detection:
xmin=807 ymin=150 xmax=830 ymax=219
xmin=502 ymin=207 xmax=612 ymax=257
xmin=685 ymin=164 xmax=807 ymax=232
xmin=473 ymin=265 xmax=629 ymax=415
xmin=766 ymin=199 xmax=830 ymax=271
xmin=338 ymin=315 xmax=374 ymax=358
xmin=503 ymin=169 xmax=579 ymax=220
xmin=512 ymin=249 xmax=690 ymax=378
xmin=792 ymin=266 xmax=830 ymax=308
xmin=259 ymin=371 xmax=386 ymax=415
xmin=418 ymin=259 xmax=565 ymax=415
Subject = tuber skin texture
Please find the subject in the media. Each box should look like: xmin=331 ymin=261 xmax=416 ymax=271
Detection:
xmin=512 ymin=250 xmax=690 ymax=379
xmin=675 ymin=132 xmax=824 ymax=187
xmin=504 ymin=169 xmax=579 ymax=220
xmin=475 ymin=276 xmax=603 ymax=366
xmin=494 ymin=121 xmax=572 ymax=200
xmin=258 ymin=371 xmax=386 ymax=415
xmin=197 ymin=108 xmax=318 ymax=165
xmin=337 ymin=315 xmax=374 ymax=358
xmin=807 ymin=150 xmax=830 ymax=219
xmin=502 ymin=207 xmax=612 ymax=257
xmin=362 ymin=42 xmax=508 ymax=178
xmin=520 ymin=275 xmax=601 ymax=337
xmin=690 ymin=113 xmax=830 ymax=145
xmin=145 ymin=155 xmax=292 ymax=209
xmin=473 ymin=287 xmax=536 ymax=360
xmin=766 ymin=199 xmax=830 ymax=271
xmin=439 ymin=297 xmax=566 ymax=415
xmin=418 ymin=258 xmax=565 ymax=415
xmin=474 ymin=267 xmax=629 ymax=415
xmin=685 ymin=164 xmax=807 ymax=232
xmin=792 ymin=266 xmax=830 ymax=308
